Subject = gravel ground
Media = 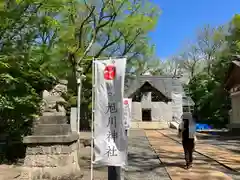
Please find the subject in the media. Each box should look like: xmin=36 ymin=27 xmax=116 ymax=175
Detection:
xmin=79 ymin=141 xmax=108 ymax=180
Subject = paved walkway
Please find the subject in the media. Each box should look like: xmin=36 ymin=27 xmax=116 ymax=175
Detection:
xmin=0 ymin=165 xmax=21 ymax=180
xmin=146 ymin=130 xmax=240 ymax=180
xmin=195 ymin=132 xmax=240 ymax=153
xmin=79 ymin=130 xmax=171 ymax=180
xmin=125 ymin=130 xmax=170 ymax=180
xmin=2 ymin=129 xmax=239 ymax=180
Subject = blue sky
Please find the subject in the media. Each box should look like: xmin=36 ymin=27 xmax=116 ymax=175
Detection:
xmin=149 ymin=0 xmax=240 ymax=59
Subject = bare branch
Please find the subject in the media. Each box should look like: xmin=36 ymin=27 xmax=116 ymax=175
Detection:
xmin=128 ymin=51 xmax=141 ymax=61
xmin=122 ymin=29 xmax=142 ymax=55
xmin=83 ymin=31 xmax=123 ymax=74
xmin=48 ymin=29 xmax=58 ymax=50
xmin=76 ymin=6 xmax=95 ymax=51
xmin=98 ymin=0 xmax=112 ymax=24
xmin=78 ymin=0 xmax=124 ymax=73
xmin=109 ymin=46 xmax=120 ymax=57
xmin=96 ymin=13 xmax=116 ymax=32
xmin=97 ymin=34 xmax=122 ymax=57
xmin=76 ymin=1 xmax=98 ymax=63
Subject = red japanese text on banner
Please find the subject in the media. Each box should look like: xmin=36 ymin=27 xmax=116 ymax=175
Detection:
xmin=123 ymin=98 xmax=132 ymax=130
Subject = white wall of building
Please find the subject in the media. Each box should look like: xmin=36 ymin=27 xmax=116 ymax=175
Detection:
xmin=132 ymin=102 xmax=142 ymax=121
xmin=231 ymin=92 xmax=240 ymax=124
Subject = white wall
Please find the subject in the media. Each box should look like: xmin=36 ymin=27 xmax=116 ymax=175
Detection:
xmin=171 ymin=92 xmax=183 ymax=123
xmin=132 ymin=101 xmax=172 ymax=123
xmin=151 ymin=102 xmax=162 ymax=121
xmin=132 ymin=102 xmax=142 ymax=121
xmin=141 ymin=92 xmax=152 ymax=109
xmin=151 ymin=102 xmax=172 ymax=123
xmin=231 ymin=92 xmax=240 ymax=124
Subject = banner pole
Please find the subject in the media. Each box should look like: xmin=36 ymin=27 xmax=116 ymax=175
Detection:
xmin=77 ymin=77 xmax=81 ymax=133
xmin=90 ymin=58 xmax=95 ymax=180
xmin=108 ymin=166 xmax=123 ymax=180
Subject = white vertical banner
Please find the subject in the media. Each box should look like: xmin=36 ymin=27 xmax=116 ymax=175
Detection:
xmin=94 ymin=58 xmax=127 ymax=167
xmin=123 ymin=98 xmax=132 ymax=130
xmin=171 ymin=92 xmax=183 ymax=123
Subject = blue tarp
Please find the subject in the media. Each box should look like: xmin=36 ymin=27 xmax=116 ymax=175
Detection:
xmin=196 ymin=123 xmax=212 ymax=130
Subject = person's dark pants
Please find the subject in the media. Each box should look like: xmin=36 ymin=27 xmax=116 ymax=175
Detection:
xmin=182 ymin=139 xmax=194 ymax=166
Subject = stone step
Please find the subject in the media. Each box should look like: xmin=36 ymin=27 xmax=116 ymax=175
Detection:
xmin=33 ymin=124 xmax=71 ymax=135
xmin=39 ymin=116 xmax=68 ymax=124
xmin=42 ymin=112 xmax=66 ymax=116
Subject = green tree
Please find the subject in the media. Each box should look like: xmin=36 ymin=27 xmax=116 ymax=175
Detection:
xmin=0 ymin=1 xmax=59 ymax=161
xmin=50 ymin=0 xmax=161 ymax=129
xmin=52 ymin=0 xmax=161 ymax=91
xmin=183 ymin=16 xmax=240 ymax=127
xmin=0 ymin=0 xmax=161 ymax=139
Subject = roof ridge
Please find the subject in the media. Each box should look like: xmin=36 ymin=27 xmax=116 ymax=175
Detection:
xmin=139 ymin=75 xmax=181 ymax=78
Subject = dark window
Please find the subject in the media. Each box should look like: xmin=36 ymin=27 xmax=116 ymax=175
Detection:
xmin=183 ymin=106 xmax=189 ymax=112
xmin=142 ymin=109 xmax=152 ymax=121
xmin=151 ymin=89 xmax=168 ymax=102
xmin=151 ymin=91 xmax=161 ymax=101
xmin=132 ymin=92 xmax=141 ymax=102
xmin=183 ymin=106 xmax=194 ymax=112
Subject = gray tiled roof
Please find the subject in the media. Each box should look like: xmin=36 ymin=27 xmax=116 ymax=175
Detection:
xmin=182 ymin=96 xmax=195 ymax=106
xmin=233 ymin=60 xmax=240 ymax=67
xmin=125 ymin=75 xmax=194 ymax=106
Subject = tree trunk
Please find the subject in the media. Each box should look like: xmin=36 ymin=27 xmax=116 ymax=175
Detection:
xmin=67 ymin=66 xmax=77 ymax=94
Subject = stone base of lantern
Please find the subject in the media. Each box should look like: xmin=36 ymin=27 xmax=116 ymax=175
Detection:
xmin=19 ymin=113 xmax=82 ymax=180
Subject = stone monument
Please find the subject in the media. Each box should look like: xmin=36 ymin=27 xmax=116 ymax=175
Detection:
xmin=20 ymin=80 xmax=81 ymax=180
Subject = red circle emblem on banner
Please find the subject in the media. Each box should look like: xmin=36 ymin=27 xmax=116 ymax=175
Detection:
xmin=104 ymin=65 xmax=116 ymax=80
xmin=124 ymin=100 xmax=128 ymax=105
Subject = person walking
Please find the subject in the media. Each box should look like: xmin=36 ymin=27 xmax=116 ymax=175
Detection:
xmin=178 ymin=112 xmax=197 ymax=169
